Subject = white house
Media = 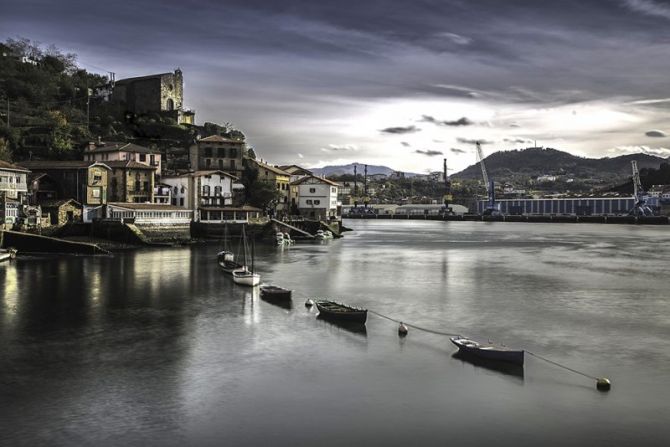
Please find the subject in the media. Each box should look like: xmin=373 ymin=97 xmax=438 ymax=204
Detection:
xmin=105 ymin=202 xmax=193 ymax=224
xmin=0 ymin=160 xmax=29 ymax=200
xmin=290 ymin=175 xmax=340 ymax=220
xmin=162 ymin=170 xmax=240 ymax=221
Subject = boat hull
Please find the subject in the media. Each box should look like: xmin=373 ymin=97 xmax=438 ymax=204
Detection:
xmin=450 ymin=337 xmax=524 ymax=366
xmin=315 ymin=300 xmax=367 ymax=324
xmin=232 ymin=270 xmax=261 ymax=286
xmin=260 ymin=286 xmax=292 ymax=301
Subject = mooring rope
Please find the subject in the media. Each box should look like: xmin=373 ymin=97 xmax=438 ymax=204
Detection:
xmin=525 ymin=350 xmax=599 ymax=380
xmin=368 ymin=310 xmax=462 ymax=337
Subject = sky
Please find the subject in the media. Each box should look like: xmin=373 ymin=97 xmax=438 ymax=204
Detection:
xmin=3 ymin=0 xmax=670 ymax=173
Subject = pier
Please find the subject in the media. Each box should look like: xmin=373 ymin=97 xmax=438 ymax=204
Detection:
xmin=344 ymin=213 xmax=670 ymax=225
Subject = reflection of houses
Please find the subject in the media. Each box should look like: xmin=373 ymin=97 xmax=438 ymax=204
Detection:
xmin=19 ymin=160 xmax=109 ymax=221
xmin=248 ymin=159 xmax=290 ymax=212
xmin=162 ymin=170 xmax=240 ymax=221
xmin=112 ymin=70 xmax=195 ymax=124
xmin=105 ymin=202 xmax=193 ymax=224
xmin=84 ymin=141 xmax=162 ymax=178
xmin=291 ymin=175 xmax=341 ymax=220
xmin=41 ymin=199 xmax=83 ymax=225
xmin=105 ymin=160 xmax=155 ymax=203
xmin=0 ymin=160 xmax=30 ymax=200
xmin=189 ymin=135 xmax=245 ymax=178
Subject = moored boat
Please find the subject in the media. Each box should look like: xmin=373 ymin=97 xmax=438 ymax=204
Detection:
xmin=217 ymin=250 xmax=243 ymax=274
xmin=314 ymin=230 xmax=333 ymax=240
xmin=450 ymin=336 xmax=524 ymax=366
xmin=0 ymin=248 xmax=17 ymax=262
xmin=260 ymin=284 xmax=292 ymax=300
xmin=314 ymin=300 xmax=367 ymax=324
xmin=232 ymin=268 xmax=261 ymax=286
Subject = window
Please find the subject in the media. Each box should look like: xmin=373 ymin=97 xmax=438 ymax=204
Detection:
xmin=180 ymin=198 xmax=184 ymax=206
xmin=174 ymin=186 xmax=178 ymax=194
xmin=230 ymin=148 xmax=238 ymax=158
xmin=139 ymin=154 xmax=146 ymax=162
xmin=218 ymin=148 xmax=226 ymax=157
xmin=205 ymin=147 xmax=213 ymax=157
xmin=143 ymin=181 xmax=149 ymax=192
xmin=92 ymin=189 xmax=101 ymax=198
xmin=306 ymin=199 xmax=312 ymax=204
xmin=181 ymin=186 xmax=185 ymax=193
xmin=214 ymin=186 xmax=222 ymax=196
xmin=206 ymin=159 xmax=212 ymax=168
xmin=309 ymin=188 xmax=316 ymax=193
xmin=135 ymin=180 xmax=141 ymax=192
xmin=314 ymin=200 xmax=320 ymax=205
xmin=219 ymin=159 xmax=224 ymax=169
xmin=230 ymin=160 xmax=236 ymax=170
xmin=150 ymin=155 xmax=155 ymax=165
xmin=203 ymin=185 xmax=211 ymax=196
xmin=331 ymin=187 xmax=336 ymax=193
xmin=172 ymin=198 xmax=177 ymax=205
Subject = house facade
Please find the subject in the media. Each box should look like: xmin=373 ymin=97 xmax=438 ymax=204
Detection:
xmin=105 ymin=160 xmax=155 ymax=203
xmin=84 ymin=141 xmax=162 ymax=176
xmin=189 ymin=135 xmax=245 ymax=178
xmin=0 ymin=160 xmax=30 ymax=200
xmin=291 ymin=175 xmax=340 ymax=221
xmin=162 ymin=170 xmax=238 ymax=221
xmin=20 ymin=161 xmax=109 ymax=206
xmin=105 ymin=202 xmax=193 ymax=224
xmin=249 ymin=159 xmax=291 ymax=213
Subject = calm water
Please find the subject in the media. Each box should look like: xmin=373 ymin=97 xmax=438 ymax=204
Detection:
xmin=1 ymin=221 xmax=669 ymax=446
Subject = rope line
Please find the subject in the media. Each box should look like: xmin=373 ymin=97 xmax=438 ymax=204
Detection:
xmin=526 ymin=351 xmax=598 ymax=380
xmin=368 ymin=310 xmax=462 ymax=337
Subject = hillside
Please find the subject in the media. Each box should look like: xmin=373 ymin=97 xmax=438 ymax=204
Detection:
xmin=311 ymin=163 xmax=420 ymax=177
xmin=453 ymin=147 xmax=667 ymax=181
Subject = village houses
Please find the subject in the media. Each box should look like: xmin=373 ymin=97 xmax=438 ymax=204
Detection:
xmin=248 ymin=159 xmax=291 ymax=213
xmin=189 ymin=135 xmax=245 ymax=178
xmin=84 ymin=141 xmax=162 ymax=178
xmin=0 ymin=160 xmax=30 ymax=225
xmin=290 ymin=175 xmax=341 ymax=221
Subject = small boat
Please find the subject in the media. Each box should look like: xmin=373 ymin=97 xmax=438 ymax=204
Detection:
xmin=232 ymin=268 xmax=261 ymax=286
xmin=276 ymin=232 xmax=295 ymax=246
xmin=314 ymin=229 xmax=333 ymax=240
xmin=260 ymin=284 xmax=292 ymax=300
xmin=232 ymin=226 xmax=261 ymax=287
xmin=314 ymin=300 xmax=367 ymax=324
xmin=217 ymin=250 xmax=243 ymax=274
xmin=0 ymin=248 xmax=17 ymax=262
xmin=450 ymin=336 xmax=524 ymax=366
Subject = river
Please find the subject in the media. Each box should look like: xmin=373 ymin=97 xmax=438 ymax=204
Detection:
xmin=1 ymin=220 xmax=669 ymax=446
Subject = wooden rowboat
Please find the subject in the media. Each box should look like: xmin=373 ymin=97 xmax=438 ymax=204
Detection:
xmin=314 ymin=300 xmax=367 ymax=324
xmin=450 ymin=336 xmax=524 ymax=366
xmin=260 ymin=285 xmax=292 ymax=300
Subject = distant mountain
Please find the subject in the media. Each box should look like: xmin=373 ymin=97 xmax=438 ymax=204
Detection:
xmin=452 ymin=147 xmax=668 ymax=180
xmin=310 ymin=163 xmax=421 ymax=177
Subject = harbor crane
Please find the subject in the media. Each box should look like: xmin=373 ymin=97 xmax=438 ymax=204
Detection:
xmin=442 ymin=158 xmax=454 ymax=214
xmin=629 ymin=160 xmax=654 ymax=216
xmin=476 ymin=142 xmax=499 ymax=215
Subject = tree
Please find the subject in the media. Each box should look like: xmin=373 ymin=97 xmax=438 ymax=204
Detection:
xmin=247 ymin=147 xmax=257 ymax=159
xmin=240 ymin=162 xmax=281 ymax=212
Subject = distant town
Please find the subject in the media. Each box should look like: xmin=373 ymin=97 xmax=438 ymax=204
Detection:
xmin=2 ymin=37 xmax=670 ymax=252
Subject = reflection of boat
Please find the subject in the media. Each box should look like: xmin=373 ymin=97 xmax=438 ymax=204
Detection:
xmin=314 ymin=230 xmax=333 ymax=240
xmin=261 ymin=294 xmax=293 ymax=310
xmin=233 ymin=226 xmax=261 ymax=287
xmin=451 ymin=351 xmax=524 ymax=379
xmin=450 ymin=336 xmax=524 ymax=366
xmin=315 ymin=300 xmax=367 ymax=324
xmin=260 ymin=284 xmax=292 ymax=300
xmin=0 ymin=248 xmax=17 ymax=262
xmin=317 ymin=314 xmax=367 ymax=336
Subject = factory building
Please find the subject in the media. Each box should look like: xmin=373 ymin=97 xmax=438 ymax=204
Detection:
xmin=477 ymin=197 xmax=660 ymax=216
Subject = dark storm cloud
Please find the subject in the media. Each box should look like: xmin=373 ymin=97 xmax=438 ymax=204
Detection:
xmin=450 ymin=148 xmax=467 ymax=154
xmin=645 ymin=130 xmax=667 ymax=137
xmin=504 ymin=137 xmax=534 ymax=144
xmin=457 ymin=138 xmax=493 ymax=145
xmin=380 ymin=125 xmax=420 ymax=135
xmin=415 ymin=149 xmax=443 ymax=156
xmin=420 ymin=115 xmax=473 ymax=126
xmin=3 ymin=0 xmax=670 ymax=164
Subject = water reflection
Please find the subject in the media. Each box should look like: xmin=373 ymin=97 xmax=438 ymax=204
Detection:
xmin=451 ymin=351 xmax=525 ymax=380
xmin=316 ymin=314 xmax=368 ymax=337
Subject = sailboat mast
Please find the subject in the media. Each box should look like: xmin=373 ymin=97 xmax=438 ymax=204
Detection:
xmin=251 ymin=238 xmax=255 ymax=274
xmin=242 ymin=225 xmax=248 ymax=267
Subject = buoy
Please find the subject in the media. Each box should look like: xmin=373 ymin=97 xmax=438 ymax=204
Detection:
xmin=305 ymin=299 xmax=314 ymax=308
xmin=398 ymin=322 xmax=408 ymax=337
xmin=596 ymin=378 xmax=611 ymax=391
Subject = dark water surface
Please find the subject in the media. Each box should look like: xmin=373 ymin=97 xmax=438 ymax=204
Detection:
xmin=1 ymin=221 xmax=669 ymax=446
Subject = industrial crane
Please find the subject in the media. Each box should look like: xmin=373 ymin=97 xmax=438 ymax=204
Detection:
xmin=476 ymin=142 xmax=499 ymax=215
xmin=629 ymin=160 xmax=653 ymax=216
xmin=442 ymin=158 xmax=453 ymax=214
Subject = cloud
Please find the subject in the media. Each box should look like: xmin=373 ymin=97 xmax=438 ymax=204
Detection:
xmin=630 ymin=97 xmax=670 ymax=105
xmin=297 ymin=153 xmax=304 ymax=159
xmin=401 ymin=141 xmax=410 ymax=147
xmin=435 ymin=32 xmax=473 ymax=46
xmin=320 ymin=143 xmax=358 ymax=152
xmin=380 ymin=125 xmax=421 ymax=134
xmin=420 ymin=115 xmax=473 ymax=126
xmin=645 ymin=130 xmax=667 ymax=137
xmin=509 ymin=122 xmax=521 ymax=128
xmin=432 ymin=84 xmax=481 ymax=98
xmin=415 ymin=149 xmax=443 ymax=156
xmin=456 ymin=138 xmax=493 ymax=145
xmin=621 ymin=0 xmax=670 ymax=20
xmin=503 ymin=137 xmax=534 ymax=144
xmin=450 ymin=147 xmax=467 ymax=154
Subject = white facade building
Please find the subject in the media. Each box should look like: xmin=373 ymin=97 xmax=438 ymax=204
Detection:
xmin=291 ymin=175 xmax=340 ymax=220
xmin=106 ymin=203 xmax=193 ymax=224
xmin=0 ymin=161 xmax=29 ymax=200
xmin=162 ymin=170 xmax=238 ymax=221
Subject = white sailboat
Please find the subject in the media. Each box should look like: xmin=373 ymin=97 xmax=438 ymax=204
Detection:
xmin=232 ymin=226 xmax=261 ymax=287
